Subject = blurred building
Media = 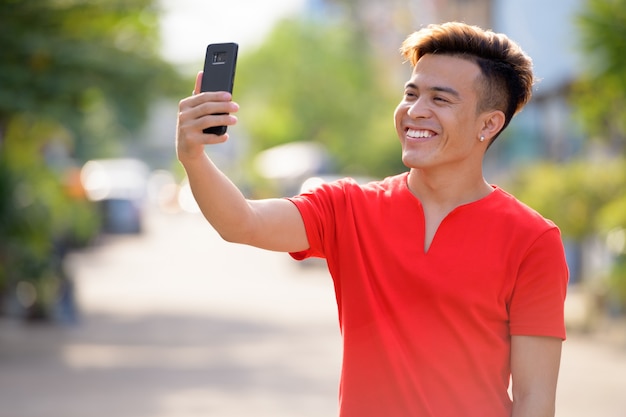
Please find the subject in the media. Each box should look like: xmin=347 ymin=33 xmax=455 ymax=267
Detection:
xmin=305 ymin=0 xmax=585 ymax=172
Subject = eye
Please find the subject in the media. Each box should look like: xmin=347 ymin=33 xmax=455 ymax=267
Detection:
xmin=433 ymin=96 xmax=449 ymax=103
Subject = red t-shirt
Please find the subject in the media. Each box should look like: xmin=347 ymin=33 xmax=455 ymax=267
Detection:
xmin=288 ymin=173 xmax=568 ymax=417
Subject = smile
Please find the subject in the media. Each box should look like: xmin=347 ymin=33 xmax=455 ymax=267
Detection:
xmin=406 ymin=129 xmax=436 ymax=139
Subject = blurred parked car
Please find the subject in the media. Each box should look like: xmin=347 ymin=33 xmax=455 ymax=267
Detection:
xmin=80 ymin=158 xmax=149 ymax=234
xmin=254 ymin=142 xmax=333 ymax=197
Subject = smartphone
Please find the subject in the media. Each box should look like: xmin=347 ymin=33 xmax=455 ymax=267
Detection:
xmin=201 ymin=42 xmax=238 ymax=135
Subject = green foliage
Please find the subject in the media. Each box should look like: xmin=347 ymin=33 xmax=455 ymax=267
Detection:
xmin=568 ymin=0 xmax=626 ymax=311
xmin=572 ymin=0 xmax=626 ymax=149
xmin=0 ymin=0 xmax=185 ymax=159
xmin=508 ymin=158 xmax=626 ymax=240
xmin=0 ymin=116 xmax=100 ymax=316
xmin=236 ymin=18 xmax=403 ymax=177
xmin=0 ymin=0 xmax=183 ymax=318
xmin=608 ymin=255 xmax=626 ymax=309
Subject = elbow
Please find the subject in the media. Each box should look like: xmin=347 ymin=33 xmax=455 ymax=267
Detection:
xmin=217 ymin=229 xmax=244 ymax=245
xmin=204 ymin=202 xmax=262 ymax=246
xmin=215 ymin=223 xmax=255 ymax=246
xmin=220 ymin=233 xmax=249 ymax=245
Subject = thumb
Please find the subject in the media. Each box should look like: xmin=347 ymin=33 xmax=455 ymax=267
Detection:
xmin=193 ymin=71 xmax=203 ymax=95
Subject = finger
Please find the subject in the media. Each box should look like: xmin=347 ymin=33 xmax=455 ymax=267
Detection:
xmin=194 ymin=71 xmax=203 ymax=95
xmin=204 ymin=133 xmax=230 ymax=145
xmin=196 ymin=114 xmax=238 ymax=133
xmin=177 ymin=119 xmax=231 ymax=155
xmin=180 ymin=91 xmax=233 ymax=111
xmin=183 ymin=127 xmax=231 ymax=148
xmin=179 ymin=107 xmax=238 ymax=135
xmin=179 ymin=101 xmax=239 ymax=127
xmin=179 ymin=96 xmax=233 ymax=124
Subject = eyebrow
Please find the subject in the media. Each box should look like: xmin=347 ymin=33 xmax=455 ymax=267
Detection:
xmin=404 ymin=82 xmax=461 ymax=99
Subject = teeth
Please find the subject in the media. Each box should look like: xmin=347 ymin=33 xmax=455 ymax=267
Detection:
xmin=407 ymin=129 xmax=434 ymax=138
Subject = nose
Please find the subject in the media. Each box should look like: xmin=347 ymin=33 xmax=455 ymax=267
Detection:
xmin=407 ymin=97 xmax=430 ymax=119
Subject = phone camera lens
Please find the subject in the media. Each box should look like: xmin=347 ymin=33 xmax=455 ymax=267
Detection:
xmin=213 ymin=52 xmax=227 ymax=64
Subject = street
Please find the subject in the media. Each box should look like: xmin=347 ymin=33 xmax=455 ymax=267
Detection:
xmin=1 ymin=208 xmax=625 ymax=417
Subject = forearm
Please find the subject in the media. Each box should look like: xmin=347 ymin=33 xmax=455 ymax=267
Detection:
xmin=181 ymin=152 xmax=255 ymax=243
xmin=510 ymin=335 xmax=561 ymax=417
xmin=176 ymin=79 xmax=307 ymax=251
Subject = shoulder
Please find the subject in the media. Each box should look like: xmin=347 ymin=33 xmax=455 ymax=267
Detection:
xmin=490 ymin=186 xmax=558 ymax=231
xmin=299 ymin=172 xmax=409 ymax=198
xmin=337 ymin=172 xmax=409 ymax=196
xmin=288 ymin=172 xmax=412 ymax=221
xmin=476 ymin=186 xmax=565 ymax=258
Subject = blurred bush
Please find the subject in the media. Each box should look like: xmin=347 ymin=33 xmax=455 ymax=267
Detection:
xmin=0 ymin=0 xmax=185 ymax=320
xmin=509 ymin=158 xmax=626 ymax=240
xmin=0 ymin=117 xmax=99 ymax=320
xmin=573 ymin=0 xmax=626 ymax=153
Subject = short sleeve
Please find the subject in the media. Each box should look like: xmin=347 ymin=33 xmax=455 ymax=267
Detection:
xmin=509 ymin=227 xmax=569 ymax=339
xmin=286 ymin=181 xmax=342 ymax=260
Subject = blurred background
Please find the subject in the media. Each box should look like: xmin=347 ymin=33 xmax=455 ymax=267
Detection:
xmin=1 ymin=0 xmax=625 ymax=416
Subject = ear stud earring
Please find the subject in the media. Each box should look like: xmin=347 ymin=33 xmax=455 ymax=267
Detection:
xmin=480 ymin=136 xmax=486 ymax=142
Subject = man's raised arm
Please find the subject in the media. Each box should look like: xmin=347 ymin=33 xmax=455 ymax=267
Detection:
xmin=176 ymin=73 xmax=309 ymax=253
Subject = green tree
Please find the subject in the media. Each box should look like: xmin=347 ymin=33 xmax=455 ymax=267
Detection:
xmin=573 ymin=0 xmax=626 ymax=152
xmin=236 ymin=18 xmax=403 ymax=178
xmin=569 ymin=0 xmax=626 ymax=309
xmin=0 ymin=0 xmax=185 ymax=158
xmin=509 ymin=159 xmax=626 ymax=240
xmin=0 ymin=0 xmax=184 ymax=319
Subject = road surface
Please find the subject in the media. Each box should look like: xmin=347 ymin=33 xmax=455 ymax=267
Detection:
xmin=1 ymin=209 xmax=625 ymax=417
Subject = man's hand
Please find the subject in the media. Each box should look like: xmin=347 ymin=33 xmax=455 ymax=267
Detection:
xmin=176 ymin=72 xmax=239 ymax=162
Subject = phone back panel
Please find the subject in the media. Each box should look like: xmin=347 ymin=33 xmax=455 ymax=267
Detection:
xmin=201 ymin=43 xmax=238 ymax=93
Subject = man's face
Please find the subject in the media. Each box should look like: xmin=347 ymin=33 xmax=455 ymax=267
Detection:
xmin=394 ymin=54 xmax=486 ymax=171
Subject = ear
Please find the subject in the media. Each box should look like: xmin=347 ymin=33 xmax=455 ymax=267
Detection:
xmin=479 ymin=110 xmax=506 ymax=143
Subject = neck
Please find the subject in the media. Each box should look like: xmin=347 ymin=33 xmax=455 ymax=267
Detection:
xmin=407 ymin=167 xmax=493 ymax=210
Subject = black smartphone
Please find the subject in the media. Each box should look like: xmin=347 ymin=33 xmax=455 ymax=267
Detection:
xmin=201 ymin=42 xmax=238 ymax=135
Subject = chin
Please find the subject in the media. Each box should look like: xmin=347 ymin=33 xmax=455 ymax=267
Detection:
xmin=401 ymin=154 xmax=421 ymax=169
xmin=402 ymin=152 xmax=436 ymax=170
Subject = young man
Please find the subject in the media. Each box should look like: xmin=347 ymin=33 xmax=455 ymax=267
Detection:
xmin=176 ymin=22 xmax=568 ymax=417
